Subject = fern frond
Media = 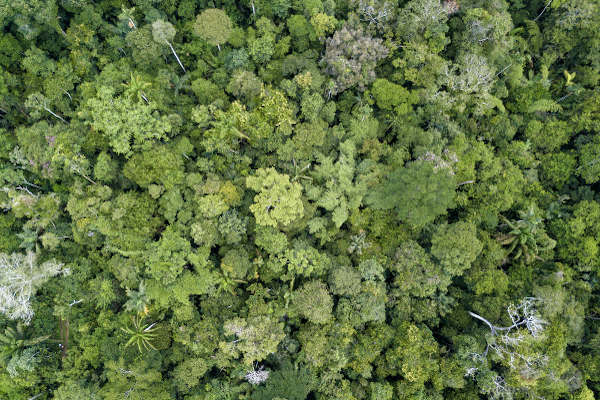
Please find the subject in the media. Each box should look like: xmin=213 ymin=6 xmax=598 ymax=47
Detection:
xmin=527 ymin=99 xmax=562 ymax=113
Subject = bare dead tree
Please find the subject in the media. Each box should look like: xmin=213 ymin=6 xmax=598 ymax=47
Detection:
xmin=357 ymin=0 xmax=393 ymax=28
xmin=245 ymin=363 xmax=270 ymax=385
xmin=465 ymin=298 xmax=549 ymax=399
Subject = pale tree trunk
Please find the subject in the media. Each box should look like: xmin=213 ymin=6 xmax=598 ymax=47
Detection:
xmin=44 ymin=106 xmax=67 ymax=123
xmin=166 ymin=41 xmax=186 ymax=73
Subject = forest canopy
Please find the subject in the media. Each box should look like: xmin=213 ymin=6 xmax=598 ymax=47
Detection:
xmin=0 ymin=0 xmax=599 ymax=399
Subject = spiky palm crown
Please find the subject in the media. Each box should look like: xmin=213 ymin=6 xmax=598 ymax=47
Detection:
xmin=497 ymin=206 xmax=555 ymax=264
xmin=122 ymin=73 xmax=151 ymax=101
xmin=0 ymin=322 xmax=49 ymax=362
xmin=120 ymin=316 xmax=158 ymax=353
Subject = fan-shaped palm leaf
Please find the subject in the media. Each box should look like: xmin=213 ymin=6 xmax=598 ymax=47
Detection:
xmin=120 ymin=316 xmax=158 ymax=353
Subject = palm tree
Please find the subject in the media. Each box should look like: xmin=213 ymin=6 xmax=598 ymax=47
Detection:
xmin=0 ymin=322 xmax=49 ymax=363
xmin=122 ymin=73 xmax=151 ymax=103
xmin=497 ymin=206 xmax=556 ymax=264
xmin=124 ymin=281 xmax=149 ymax=315
xmin=120 ymin=316 xmax=158 ymax=353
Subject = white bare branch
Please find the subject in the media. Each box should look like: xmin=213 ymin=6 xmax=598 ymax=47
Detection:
xmin=166 ymin=41 xmax=186 ymax=73
xmin=245 ymin=365 xmax=270 ymax=385
xmin=0 ymin=252 xmax=68 ymax=323
xmin=466 ymin=297 xmax=549 ymax=397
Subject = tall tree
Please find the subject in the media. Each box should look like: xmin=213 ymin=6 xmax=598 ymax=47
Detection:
xmin=194 ymin=9 xmax=233 ymax=51
xmin=151 ymin=19 xmax=186 ymax=73
xmin=0 ymin=251 xmax=68 ymax=322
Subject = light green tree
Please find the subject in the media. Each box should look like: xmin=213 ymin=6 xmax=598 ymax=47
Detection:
xmin=152 ymin=19 xmax=185 ymax=73
xmin=305 ymin=140 xmax=375 ymax=235
xmin=24 ymin=92 xmax=66 ymax=123
xmin=246 ymin=168 xmax=304 ymax=228
xmin=78 ymin=86 xmax=172 ymax=157
xmin=124 ymin=281 xmax=149 ymax=315
xmin=391 ymin=240 xmax=448 ymax=298
xmin=194 ymin=9 xmax=232 ymax=51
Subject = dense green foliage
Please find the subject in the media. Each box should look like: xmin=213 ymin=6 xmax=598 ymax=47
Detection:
xmin=0 ymin=0 xmax=599 ymax=399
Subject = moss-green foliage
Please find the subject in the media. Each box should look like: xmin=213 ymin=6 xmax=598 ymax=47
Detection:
xmin=0 ymin=1 xmax=599 ymax=399
xmin=123 ymin=145 xmax=184 ymax=189
xmin=366 ymin=160 xmax=456 ymax=227
xmin=194 ymin=9 xmax=233 ymax=48
xmin=292 ymin=280 xmax=333 ymax=324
